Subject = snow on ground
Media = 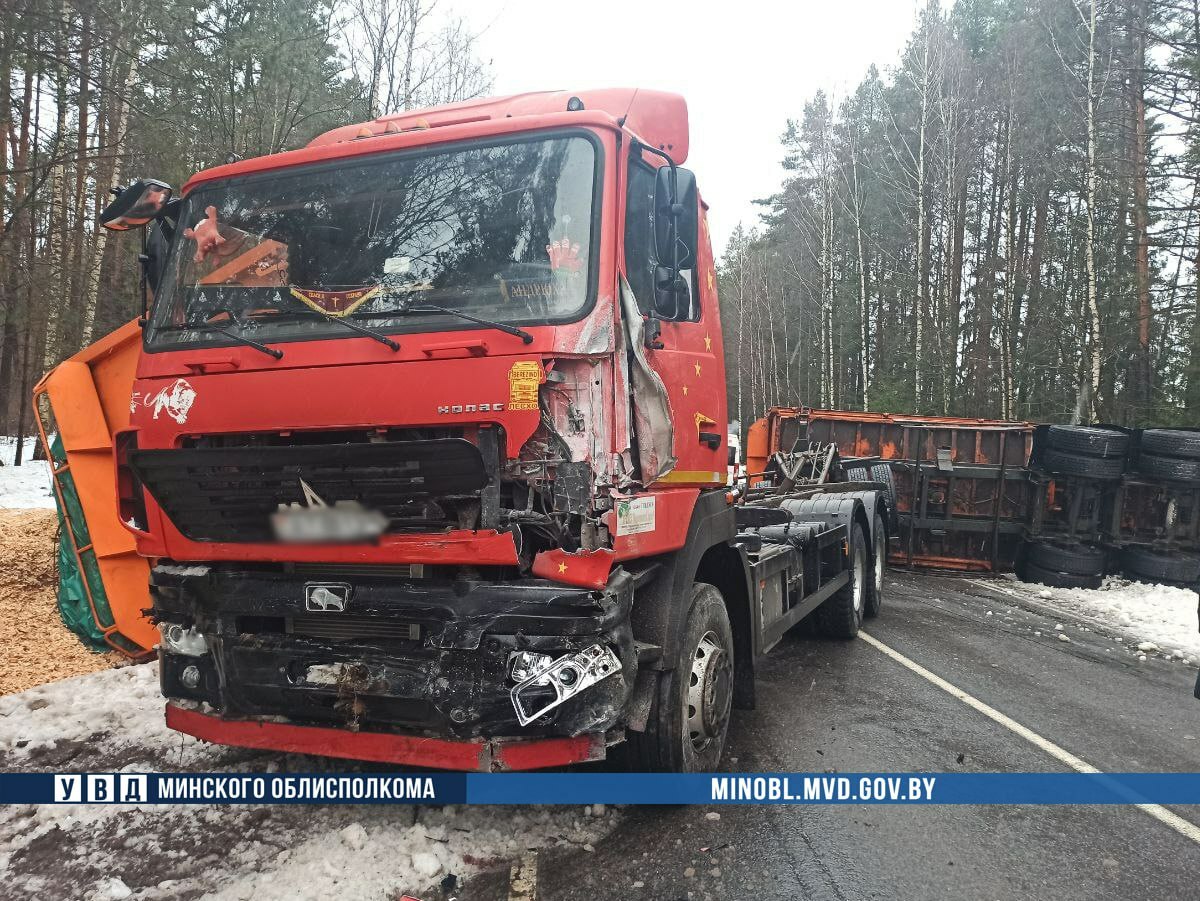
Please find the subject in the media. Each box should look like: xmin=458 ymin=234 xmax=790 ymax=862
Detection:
xmin=0 ymin=437 xmax=55 ymax=510
xmin=0 ymin=663 xmax=618 ymax=900
xmin=997 ymin=574 xmax=1200 ymax=663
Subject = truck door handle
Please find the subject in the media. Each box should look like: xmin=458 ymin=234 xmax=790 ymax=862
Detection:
xmin=422 ymin=339 xmax=489 ymax=358
xmin=184 ymin=358 xmax=240 ymax=373
xmin=699 ymin=431 xmax=721 ymax=450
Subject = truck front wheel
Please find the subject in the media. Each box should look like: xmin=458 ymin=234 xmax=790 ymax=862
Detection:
xmin=624 ymin=583 xmax=734 ymax=772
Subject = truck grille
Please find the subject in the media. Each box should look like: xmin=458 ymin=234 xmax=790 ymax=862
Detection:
xmin=289 ymin=614 xmax=421 ymax=643
xmin=130 ymin=439 xmax=487 ymax=543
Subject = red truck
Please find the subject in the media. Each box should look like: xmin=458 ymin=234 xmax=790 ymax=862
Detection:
xmin=60 ymin=88 xmax=891 ymax=771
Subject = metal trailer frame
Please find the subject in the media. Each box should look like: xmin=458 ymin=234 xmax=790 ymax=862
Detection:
xmin=746 ymin=406 xmax=1200 ymax=574
xmin=749 ymin=407 xmax=1034 ymax=572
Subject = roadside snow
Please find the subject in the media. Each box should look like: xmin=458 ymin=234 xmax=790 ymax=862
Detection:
xmin=0 ymin=437 xmax=55 ymax=510
xmin=0 ymin=662 xmax=618 ymax=900
xmin=1003 ymin=574 xmax=1200 ymax=662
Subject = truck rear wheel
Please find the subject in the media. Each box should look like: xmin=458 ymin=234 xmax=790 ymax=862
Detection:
xmin=623 ymin=583 xmax=733 ymax=772
xmin=814 ymin=522 xmax=867 ymax=638
xmin=865 ymin=513 xmax=886 ymax=618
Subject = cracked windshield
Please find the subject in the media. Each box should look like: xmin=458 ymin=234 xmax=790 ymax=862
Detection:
xmin=146 ymin=134 xmax=596 ymax=348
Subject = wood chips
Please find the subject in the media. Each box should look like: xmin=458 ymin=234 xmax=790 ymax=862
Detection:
xmin=0 ymin=509 xmax=119 ymax=695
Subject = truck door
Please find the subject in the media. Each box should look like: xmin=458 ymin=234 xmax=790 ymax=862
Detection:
xmin=623 ymin=155 xmax=727 ymax=487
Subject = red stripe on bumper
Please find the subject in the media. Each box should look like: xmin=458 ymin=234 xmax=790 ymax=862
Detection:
xmin=165 ymin=704 xmax=607 ymax=771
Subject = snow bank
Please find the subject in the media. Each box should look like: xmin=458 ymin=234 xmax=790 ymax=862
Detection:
xmin=0 ymin=436 xmax=55 ymax=510
xmin=0 ymin=662 xmax=617 ymax=900
xmin=1009 ymin=574 xmax=1200 ymax=662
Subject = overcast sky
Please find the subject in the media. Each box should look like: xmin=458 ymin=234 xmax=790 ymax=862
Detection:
xmin=475 ymin=0 xmax=922 ymax=256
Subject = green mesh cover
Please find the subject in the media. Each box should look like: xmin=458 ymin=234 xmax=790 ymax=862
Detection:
xmin=50 ymin=435 xmax=107 ymax=651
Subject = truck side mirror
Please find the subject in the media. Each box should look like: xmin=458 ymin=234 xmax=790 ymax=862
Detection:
xmin=652 ymin=165 xmax=698 ymax=320
xmin=653 ymin=165 xmax=698 ymax=267
xmin=100 ymin=179 xmax=173 ymax=231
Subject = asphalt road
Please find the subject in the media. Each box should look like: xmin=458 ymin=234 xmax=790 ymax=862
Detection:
xmin=463 ymin=570 xmax=1200 ymax=901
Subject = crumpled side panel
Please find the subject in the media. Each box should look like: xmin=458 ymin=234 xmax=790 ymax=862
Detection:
xmin=619 ymin=278 xmax=676 ymax=483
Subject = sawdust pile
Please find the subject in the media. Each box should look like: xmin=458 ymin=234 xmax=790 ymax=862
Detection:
xmin=0 ymin=509 xmax=119 ymax=694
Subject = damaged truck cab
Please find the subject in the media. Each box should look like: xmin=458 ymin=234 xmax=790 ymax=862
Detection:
xmin=67 ymin=88 xmax=889 ymax=771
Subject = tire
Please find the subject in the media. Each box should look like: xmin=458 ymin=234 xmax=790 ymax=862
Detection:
xmin=1020 ymin=560 xmax=1103 ymax=590
xmin=813 ymin=522 xmax=867 ymax=638
xmin=1140 ymin=429 xmax=1200 ymax=461
xmin=1025 ymin=539 xmax=1107 ymax=577
xmin=870 ymin=463 xmax=898 ymax=511
xmin=1041 ymin=448 xmax=1125 ymax=480
xmin=1120 ymin=546 xmax=1200 ymax=584
xmin=1046 ymin=425 xmax=1129 ymax=458
xmin=1136 ymin=453 xmax=1200 ymax=484
xmin=622 ymin=582 xmax=734 ymax=772
xmin=864 ymin=513 xmax=886 ymax=618
xmin=845 ymin=465 xmax=870 ymax=483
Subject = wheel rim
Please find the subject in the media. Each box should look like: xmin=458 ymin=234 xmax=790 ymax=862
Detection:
xmin=687 ymin=630 xmax=732 ymax=752
xmin=852 ymin=542 xmax=866 ymax=613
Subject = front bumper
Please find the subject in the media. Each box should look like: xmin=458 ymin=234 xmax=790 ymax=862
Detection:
xmin=165 ymin=704 xmax=608 ymax=771
xmin=152 ymin=563 xmax=636 ymax=742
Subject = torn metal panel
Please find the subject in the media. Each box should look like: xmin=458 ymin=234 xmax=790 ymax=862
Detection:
xmin=619 ymin=277 xmax=677 ymax=484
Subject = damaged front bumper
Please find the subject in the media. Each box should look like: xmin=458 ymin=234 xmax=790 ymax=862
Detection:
xmin=150 ymin=563 xmax=637 ymax=746
xmin=165 ymin=703 xmax=609 ymax=771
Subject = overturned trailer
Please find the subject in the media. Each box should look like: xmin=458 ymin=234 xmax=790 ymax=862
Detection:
xmin=747 ymin=407 xmax=1200 ymax=588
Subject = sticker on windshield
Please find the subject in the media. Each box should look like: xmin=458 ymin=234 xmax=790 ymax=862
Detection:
xmin=615 ymin=496 xmax=656 ymax=536
xmin=507 ymin=361 xmax=543 ymax=411
xmin=289 ymin=285 xmax=382 ymax=318
xmin=546 ymin=237 xmax=583 ymax=273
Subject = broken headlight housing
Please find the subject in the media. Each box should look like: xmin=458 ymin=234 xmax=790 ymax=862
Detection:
xmin=508 ymin=645 xmax=621 ymax=727
xmin=158 ymin=622 xmax=208 ymax=657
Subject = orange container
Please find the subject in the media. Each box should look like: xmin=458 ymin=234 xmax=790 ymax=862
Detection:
xmin=33 ymin=320 xmax=154 ymax=657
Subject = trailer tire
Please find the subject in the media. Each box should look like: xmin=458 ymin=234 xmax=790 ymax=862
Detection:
xmin=1046 ymin=425 xmax=1129 ymax=458
xmin=846 ymin=465 xmax=870 ymax=483
xmin=1139 ymin=429 xmax=1200 ymax=460
xmin=865 ymin=513 xmax=886 ymax=618
xmin=1026 ymin=539 xmax=1107 ymax=577
xmin=623 ymin=582 xmax=734 ymax=772
xmin=1120 ymin=546 xmax=1200 ymax=584
xmin=1136 ymin=453 xmax=1200 ymax=484
xmin=870 ymin=463 xmax=898 ymax=511
xmin=1020 ymin=561 xmax=1104 ymax=590
xmin=813 ymin=522 xmax=867 ymax=638
xmin=1042 ymin=448 xmax=1125 ymax=480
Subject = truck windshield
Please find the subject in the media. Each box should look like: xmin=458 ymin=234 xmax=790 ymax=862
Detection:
xmin=145 ymin=134 xmax=598 ymax=350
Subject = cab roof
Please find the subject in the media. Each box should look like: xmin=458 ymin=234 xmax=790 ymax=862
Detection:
xmin=182 ymin=88 xmax=688 ymax=195
xmin=308 ymin=88 xmax=689 ymax=165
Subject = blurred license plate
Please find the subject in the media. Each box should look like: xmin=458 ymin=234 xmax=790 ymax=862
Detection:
xmin=271 ymin=503 xmax=388 ymax=543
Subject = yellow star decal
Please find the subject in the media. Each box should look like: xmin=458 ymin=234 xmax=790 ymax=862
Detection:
xmin=704 ymin=333 xmax=712 ymax=352
xmin=694 ymin=361 xmax=702 ymax=377
xmin=682 ymin=385 xmax=689 ymax=396
xmin=557 ymin=561 xmax=568 ymax=574
xmin=707 ymin=270 xmax=715 ymax=293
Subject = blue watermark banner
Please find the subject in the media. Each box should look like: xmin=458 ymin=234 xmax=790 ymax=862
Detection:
xmin=3 ymin=772 xmax=1200 ymax=805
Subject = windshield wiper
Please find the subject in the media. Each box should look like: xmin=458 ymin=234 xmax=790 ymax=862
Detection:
xmin=160 ymin=320 xmax=283 ymax=359
xmin=271 ymin=302 xmax=399 ymax=351
xmin=362 ymin=300 xmax=534 ymax=344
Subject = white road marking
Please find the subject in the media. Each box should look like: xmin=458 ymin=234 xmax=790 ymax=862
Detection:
xmin=859 ymin=630 xmax=1200 ymax=846
xmin=508 ymin=850 xmax=538 ymax=901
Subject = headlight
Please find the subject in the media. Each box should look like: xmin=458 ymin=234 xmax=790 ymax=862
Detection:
xmin=158 ymin=622 xmax=208 ymax=657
